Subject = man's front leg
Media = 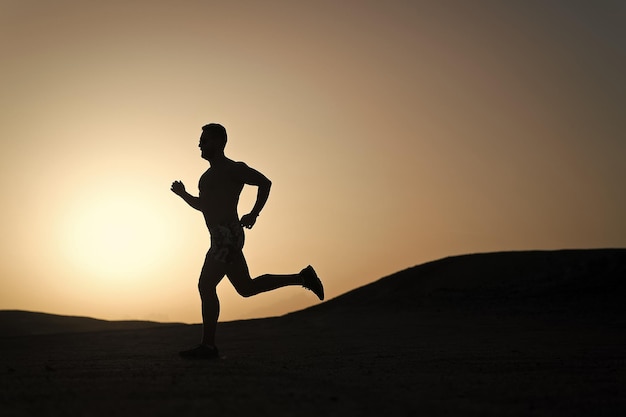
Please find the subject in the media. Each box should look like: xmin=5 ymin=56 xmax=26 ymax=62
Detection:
xmin=200 ymin=287 xmax=220 ymax=347
xmin=198 ymin=256 xmax=226 ymax=347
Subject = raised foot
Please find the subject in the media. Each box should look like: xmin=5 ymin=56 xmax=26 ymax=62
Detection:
xmin=301 ymin=265 xmax=324 ymax=300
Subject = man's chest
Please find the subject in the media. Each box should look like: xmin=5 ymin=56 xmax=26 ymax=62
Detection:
xmin=198 ymin=169 xmax=240 ymax=195
xmin=198 ymin=170 xmax=219 ymax=193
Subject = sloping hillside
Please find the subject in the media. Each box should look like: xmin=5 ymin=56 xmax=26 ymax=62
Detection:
xmin=0 ymin=310 xmax=183 ymax=337
xmin=3 ymin=249 xmax=624 ymax=336
xmin=294 ymin=249 xmax=626 ymax=317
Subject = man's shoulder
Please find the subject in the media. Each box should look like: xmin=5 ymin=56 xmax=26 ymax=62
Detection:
xmin=220 ymin=159 xmax=251 ymax=183
xmin=227 ymin=159 xmax=250 ymax=171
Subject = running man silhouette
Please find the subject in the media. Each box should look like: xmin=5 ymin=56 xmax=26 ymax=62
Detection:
xmin=171 ymin=123 xmax=324 ymax=359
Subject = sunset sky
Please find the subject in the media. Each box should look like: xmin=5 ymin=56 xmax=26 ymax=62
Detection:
xmin=1 ymin=1 xmax=625 ymax=323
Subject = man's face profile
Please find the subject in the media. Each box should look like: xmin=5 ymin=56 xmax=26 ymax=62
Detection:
xmin=199 ymin=134 xmax=220 ymax=160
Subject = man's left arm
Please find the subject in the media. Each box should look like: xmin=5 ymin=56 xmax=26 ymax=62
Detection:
xmin=239 ymin=163 xmax=272 ymax=229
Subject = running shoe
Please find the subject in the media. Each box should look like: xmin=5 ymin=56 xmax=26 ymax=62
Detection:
xmin=301 ymin=265 xmax=324 ymax=300
xmin=179 ymin=344 xmax=219 ymax=359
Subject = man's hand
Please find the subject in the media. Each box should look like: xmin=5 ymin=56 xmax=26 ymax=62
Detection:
xmin=171 ymin=180 xmax=203 ymax=211
xmin=240 ymin=213 xmax=258 ymax=229
xmin=171 ymin=180 xmax=186 ymax=196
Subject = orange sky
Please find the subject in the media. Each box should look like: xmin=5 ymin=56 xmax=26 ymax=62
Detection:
xmin=1 ymin=1 xmax=625 ymax=323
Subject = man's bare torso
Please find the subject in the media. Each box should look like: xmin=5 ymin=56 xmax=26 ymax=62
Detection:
xmin=198 ymin=158 xmax=245 ymax=227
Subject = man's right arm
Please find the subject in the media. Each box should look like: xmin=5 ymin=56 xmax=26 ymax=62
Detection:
xmin=171 ymin=180 xmax=203 ymax=211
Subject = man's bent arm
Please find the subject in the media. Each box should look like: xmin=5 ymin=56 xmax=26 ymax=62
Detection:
xmin=179 ymin=191 xmax=203 ymax=211
xmin=171 ymin=180 xmax=203 ymax=211
xmin=238 ymin=164 xmax=271 ymax=228
xmin=240 ymin=178 xmax=270 ymax=229
xmin=250 ymin=178 xmax=271 ymax=217
xmin=237 ymin=163 xmax=272 ymax=217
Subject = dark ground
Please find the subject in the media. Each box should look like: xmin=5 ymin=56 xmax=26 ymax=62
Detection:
xmin=1 ymin=249 xmax=625 ymax=416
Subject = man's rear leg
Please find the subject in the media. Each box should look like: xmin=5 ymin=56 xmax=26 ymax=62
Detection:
xmin=227 ymin=256 xmax=324 ymax=300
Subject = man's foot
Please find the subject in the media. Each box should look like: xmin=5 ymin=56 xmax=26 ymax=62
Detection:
xmin=179 ymin=344 xmax=219 ymax=360
xmin=301 ymin=265 xmax=324 ymax=300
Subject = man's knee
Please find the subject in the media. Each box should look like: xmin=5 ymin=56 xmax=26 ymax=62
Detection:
xmin=198 ymin=280 xmax=217 ymax=299
xmin=233 ymin=283 xmax=255 ymax=298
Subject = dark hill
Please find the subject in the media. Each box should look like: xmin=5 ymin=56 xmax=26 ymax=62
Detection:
xmin=293 ymin=249 xmax=626 ymax=318
xmin=3 ymin=249 xmax=624 ymax=336
xmin=1 ymin=249 xmax=625 ymax=417
xmin=0 ymin=310 xmax=183 ymax=337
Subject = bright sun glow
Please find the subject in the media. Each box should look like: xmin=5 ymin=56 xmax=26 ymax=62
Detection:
xmin=62 ymin=193 xmax=172 ymax=284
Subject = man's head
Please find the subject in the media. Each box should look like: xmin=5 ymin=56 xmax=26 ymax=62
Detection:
xmin=199 ymin=123 xmax=227 ymax=160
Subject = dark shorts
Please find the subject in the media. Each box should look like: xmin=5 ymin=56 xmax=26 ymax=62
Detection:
xmin=207 ymin=221 xmax=245 ymax=264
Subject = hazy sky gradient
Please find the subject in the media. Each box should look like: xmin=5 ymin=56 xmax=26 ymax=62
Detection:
xmin=1 ymin=1 xmax=625 ymax=323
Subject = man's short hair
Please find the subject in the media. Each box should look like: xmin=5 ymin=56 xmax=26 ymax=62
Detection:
xmin=201 ymin=123 xmax=227 ymax=149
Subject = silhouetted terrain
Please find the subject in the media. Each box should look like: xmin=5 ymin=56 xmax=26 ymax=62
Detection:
xmin=296 ymin=248 xmax=626 ymax=317
xmin=1 ymin=249 xmax=625 ymax=416
xmin=0 ymin=310 xmax=183 ymax=337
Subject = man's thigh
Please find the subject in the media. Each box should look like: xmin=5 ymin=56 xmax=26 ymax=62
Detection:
xmin=225 ymin=254 xmax=252 ymax=287
xmin=199 ymin=253 xmax=227 ymax=288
